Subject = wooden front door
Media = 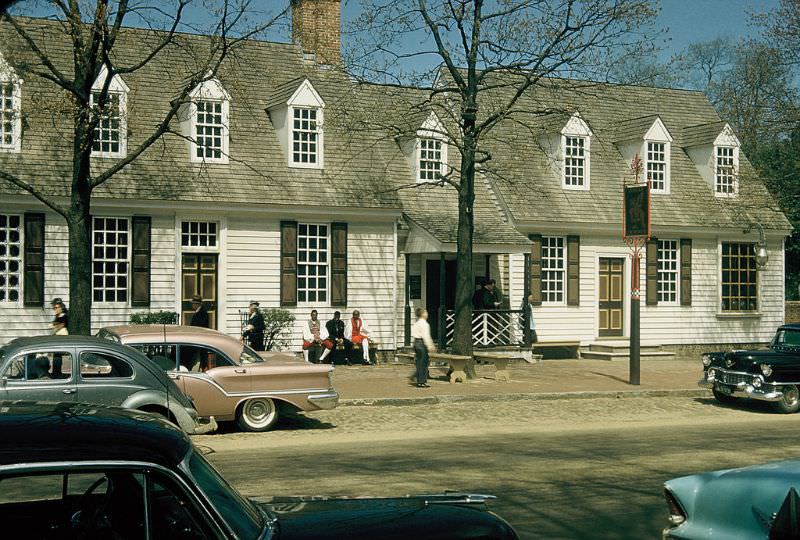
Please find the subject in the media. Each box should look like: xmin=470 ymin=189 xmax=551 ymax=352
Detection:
xmin=598 ymin=257 xmax=624 ymax=337
xmin=181 ymin=254 xmax=218 ymax=329
xmin=425 ymin=259 xmax=457 ymax=340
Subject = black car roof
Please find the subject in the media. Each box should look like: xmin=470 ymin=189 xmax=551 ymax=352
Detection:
xmin=780 ymin=324 xmax=800 ymax=331
xmin=3 ymin=335 xmax=132 ymax=351
xmin=0 ymin=401 xmax=192 ymax=468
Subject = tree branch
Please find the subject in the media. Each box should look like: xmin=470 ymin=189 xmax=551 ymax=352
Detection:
xmin=0 ymin=170 xmax=68 ymax=217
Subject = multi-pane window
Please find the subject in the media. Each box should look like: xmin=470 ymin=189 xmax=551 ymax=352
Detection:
xmin=181 ymin=221 xmax=217 ymax=248
xmin=0 ymin=214 xmax=21 ymax=302
xmin=92 ymin=217 xmax=129 ymax=303
xmin=541 ymin=236 xmax=566 ymax=303
xmin=715 ymin=146 xmax=737 ymax=196
xmin=0 ymin=81 xmax=17 ymax=149
xmin=657 ymin=240 xmax=678 ymax=303
xmin=292 ymin=108 xmax=318 ymax=165
xmin=563 ymin=136 xmax=586 ymax=187
xmin=721 ymin=242 xmax=757 ymax=312
xmin=91 ymin=92 xmax=122 ymax=155
xmin=419 ymin=138 xmax=443 ymax=181
xmin=647 ymin=141 xmax=667 ymax=192
xmin=195 ymin=100 xmax=224 ymax=160
xmin=297 ymin=223 xmax=328 ymax=303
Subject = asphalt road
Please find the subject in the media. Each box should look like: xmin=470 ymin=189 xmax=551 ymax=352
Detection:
xmin=196 ymin=394 xmax=800 ymax=539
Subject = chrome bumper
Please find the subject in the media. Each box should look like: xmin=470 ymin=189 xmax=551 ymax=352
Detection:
xmin=192 ymin=415 xmax=218 ymax=435
xmin=699 ymin=373 xmax=784 ymax=402
xmin=308 ymin=391 xmax=339 ymax=410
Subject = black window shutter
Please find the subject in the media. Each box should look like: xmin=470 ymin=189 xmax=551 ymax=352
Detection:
xmin=131 ymin=216 xmax=151 ymax=307
xmin=566 ymin=235 xmax=580 ymax=306
xmin=280 ymin=221 xmax=298 ymax=307
xmin=331 ymin=222 xmax=348 ymax=307
xmin=680 ymin=238 xmax=692 ymax=306
xmin=646 ymin=237 xmax=659 ymax=306
xmin=23 ymin=213 xmax=45 ymax=307
xmin=528 ymin=234 xmax=542 ymax=306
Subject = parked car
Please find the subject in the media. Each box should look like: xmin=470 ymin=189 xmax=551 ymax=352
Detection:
xmin=0 ymin=335 xmax=215 ymax=434
xmin=98 ymin=325 xmax=338 ymax=431
xmin=0 ymin=400 xmax=520 ymax=539
xmin=699 ymin=324 xmax=800 ymax=413
xmin=662 ymin=460 xmax=800 ymax=539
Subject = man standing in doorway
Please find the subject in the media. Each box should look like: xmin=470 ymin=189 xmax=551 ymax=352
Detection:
xmin=242 ymin=301 xmax=266 ymax=351
xmin=189 ymin=295 xmax=209 ymax=328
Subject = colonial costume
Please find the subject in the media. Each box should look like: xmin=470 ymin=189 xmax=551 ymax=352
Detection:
xmin=242 ymin=301 xmax=266 ymax=351
xmin=345 ymin=311 xmax=372 ymax=364
xmin=303 ymin=313 xmax=331 ymax=363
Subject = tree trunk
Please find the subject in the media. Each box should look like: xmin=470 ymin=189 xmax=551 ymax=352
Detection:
xmin=66 ymin=206 xmax=93 ymax=335
xmin=451 ymin=133 xmax=476 ymax=378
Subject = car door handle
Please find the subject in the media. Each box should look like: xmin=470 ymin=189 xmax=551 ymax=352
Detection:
xmin=234 ymin=369 xmax=247 ymax=374
xmin=62 ymin=389 xmax=76 ymax=395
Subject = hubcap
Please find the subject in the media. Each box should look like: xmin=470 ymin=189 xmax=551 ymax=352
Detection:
xmin=784 ymin=387 xmax=800 ymax=407
xmin=245 ymin=399 xmax=275 ymax=427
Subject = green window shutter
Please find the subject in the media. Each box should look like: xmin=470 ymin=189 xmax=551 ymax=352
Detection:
xmin=646 ymin=237 xmax=658 ymax=306
xmin=280 ymin=221 xmax=298 ymax=307
xmin=330 ymin=222 xmax=348 ymax=307
xmin=566 ymin=235 xmax=580 ymax=306
xmin=528 ymin=234 xmax=542 ymax=306
xmin=131 ymin=216 xmax=151 ymax=307
xmin=680 ymin=238 xmax=692 ymax=306
xmin=23 ymin=213 xmax=45 ymax=307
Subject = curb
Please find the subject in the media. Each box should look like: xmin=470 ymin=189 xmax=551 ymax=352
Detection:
xmin=339 ymin=388 xmax=710 ymax=407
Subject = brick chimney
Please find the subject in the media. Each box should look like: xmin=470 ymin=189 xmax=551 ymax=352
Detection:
xmin=291 ymin=0 xmax=341 ymax=65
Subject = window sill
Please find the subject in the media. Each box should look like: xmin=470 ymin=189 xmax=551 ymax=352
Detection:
xmin=716 ymin=311 xmax=762 ymax=319
xmin=561 ymin=185 xmax=590 ymax=191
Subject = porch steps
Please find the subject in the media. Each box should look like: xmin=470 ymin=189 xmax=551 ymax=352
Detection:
xmin=581 ymin=340 xmax=676 ymax=361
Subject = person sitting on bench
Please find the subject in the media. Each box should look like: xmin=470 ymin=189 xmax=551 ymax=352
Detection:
xmin=323 ymin=311 xmax=350 ymax=364
xmin=303 ymin=309 xmax=332 ymax=363
xmin=345 ymin=310 xmax=372 ymax=365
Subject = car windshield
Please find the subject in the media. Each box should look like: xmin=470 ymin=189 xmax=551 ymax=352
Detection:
xmin=187 ymin=451 xmax=266 ymax=539
xmin=774 ymin=329 xmax=800 ymax=347
xmin=239 ymin=345 xmax=265 ymax=365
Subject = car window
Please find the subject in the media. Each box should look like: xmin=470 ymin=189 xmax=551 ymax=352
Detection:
xmin=239 ymin=345 xmax=264 ymax=365
xmin=149 ymin=472 xmax=213 ymax=540
xmin=179 ymin=345 xmax=232 ymax=372
xmin=775 ymin=329 xmax=800 ymax=347
xmin=0 ymin=469 xmax=147 ymax=540
xmin=80 ymin=351 xmax=134 ymax=379
xmin=132 ymin=344 xmax=178 ymax=372
xmin=97 ymin=329 xmax=121 ymax=343
xmin=2 ymin=351 xmax=73 ymax=382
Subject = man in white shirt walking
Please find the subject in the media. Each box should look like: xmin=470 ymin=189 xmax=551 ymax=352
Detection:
xmin=411 ymin=307 xmax=436 ymax=388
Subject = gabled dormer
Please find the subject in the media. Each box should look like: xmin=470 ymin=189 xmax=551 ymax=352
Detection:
xmin=616 ymin=115 xmax=673 ymax=194
xmin=266 ymin=78 xmax=325 ymax=169
xmin=682 ymin=122 xmax=740 ymax=198
xmin=0 ymin=53 xmax=22 ymax=154
xmin=181 ymin=77 xmax=231 ymax=164
xmin=90 ymin=66 xmax=129 ymax=158
xmin=539 ymin=112 xmax=592 ymax=191
xmin=399 ymin=111 xmax=448 ymax=183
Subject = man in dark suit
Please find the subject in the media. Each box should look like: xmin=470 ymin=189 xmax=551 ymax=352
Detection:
xmin=323 ymin=311 xmax=351 ymax=364
xmin=189 ymin=295 xmax=210 ymax=328
xmin=242 ymin=301 xmax=266 ymax=351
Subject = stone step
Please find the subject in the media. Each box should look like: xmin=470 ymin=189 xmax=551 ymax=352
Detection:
xmin=588 ymin=343 xmax=664 ymax=353
xmin=581 ymin=350 xmax=677 ymax=361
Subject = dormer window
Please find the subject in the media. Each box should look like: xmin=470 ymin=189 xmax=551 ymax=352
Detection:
xmin=90 ymin=68 xmax=128 ymax=158
xmin=292 ymin=106 xmax=320 ymax=165
xmin=0 ymin=56 xmax=22 ymax=153
xmin=715 ymin=145 xmax=738 ymax=196
xmin=560 ymin=113 xmax=592 ymax=190
xmin=418 ymin=138 xmax=443 ymax=181
xmin=646 ymin=141 xmax=668 ymax=193
xmin=186 ymin=78 xmax=230 ymax=164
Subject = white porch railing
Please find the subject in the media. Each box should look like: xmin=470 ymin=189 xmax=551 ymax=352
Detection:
xmin=444 ymin=309 xmax=525 ymax=347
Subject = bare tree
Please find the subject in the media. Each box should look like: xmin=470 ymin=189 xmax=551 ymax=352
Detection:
xmin=0 ymin=1 xmax=285 ymax=334
xmin=348 ymin=0 xmax=658 ymax=365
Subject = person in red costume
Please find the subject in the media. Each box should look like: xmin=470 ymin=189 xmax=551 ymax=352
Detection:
xmin=345 ymin=310 xmax=372 ymax=365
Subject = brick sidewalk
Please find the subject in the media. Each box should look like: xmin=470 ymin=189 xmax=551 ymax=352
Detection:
xmin=331 ymin=358 xmax=703 ymax=402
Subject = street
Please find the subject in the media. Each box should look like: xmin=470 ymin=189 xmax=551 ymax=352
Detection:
xmin=195 ymin=394 xmax=800 ymax=540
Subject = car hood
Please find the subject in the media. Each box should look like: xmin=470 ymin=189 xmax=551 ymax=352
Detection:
xmin=713 ymin=348 xmax=796 ymax=370
xmin=252 ymin=494 xmax=518 ymax=540
xmin=666 ymin=460 xmax=800 ymax=538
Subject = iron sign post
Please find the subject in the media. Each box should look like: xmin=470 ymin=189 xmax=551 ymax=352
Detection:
xmin=623 ymin=155 xmax=650 ymax=386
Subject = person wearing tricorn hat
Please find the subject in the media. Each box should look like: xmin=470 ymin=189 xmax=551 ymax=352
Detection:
xmin=242 ymin=300 xmax=266 ymax=351
xmin=50 ymin=298 xmax=68 ymax=336
xmin=189 ymin=294 xmax=209 ymax=328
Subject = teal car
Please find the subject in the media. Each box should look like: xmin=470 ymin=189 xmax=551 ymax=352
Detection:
xmin=663 ymin=460 xmax=800 ymax=539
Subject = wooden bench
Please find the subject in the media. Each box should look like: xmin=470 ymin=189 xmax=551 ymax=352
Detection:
xmin=531 ymin=340 xmax=582 ymax=359
xmin=473 ymin=352 xmax=519 ymax=382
